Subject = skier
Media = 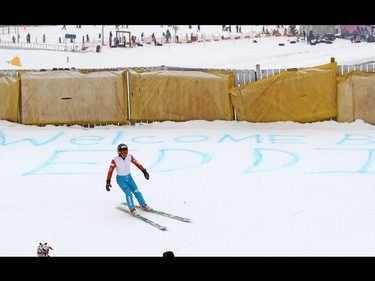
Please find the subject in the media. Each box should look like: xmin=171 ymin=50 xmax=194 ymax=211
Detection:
xmin=37 ymin=242 xmax=53 ymax=257
xmin=106 ymin=143 xmax=151 ymax=216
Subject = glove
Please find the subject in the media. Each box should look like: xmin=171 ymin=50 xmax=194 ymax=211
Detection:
xmin=142 ymin=169 xmax=150 ymax=180
xmin=106 ymin=179 xmax=112 ymax=191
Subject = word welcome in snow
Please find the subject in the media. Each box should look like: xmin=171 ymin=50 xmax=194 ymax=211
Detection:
xmin=1 ymin=130 xmax=375 ymax=175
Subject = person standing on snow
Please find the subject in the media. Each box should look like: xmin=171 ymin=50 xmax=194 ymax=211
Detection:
xmin=106 ymin=143 xmax=151 ymax=216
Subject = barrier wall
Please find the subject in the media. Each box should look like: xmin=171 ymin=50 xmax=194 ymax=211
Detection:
xmin=0 ymin=74 xmax=20 ymax=123
xmin=2 ymin=64 xmax=375 ymax=125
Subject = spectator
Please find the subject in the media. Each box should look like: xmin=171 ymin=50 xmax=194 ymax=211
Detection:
xmin=109 ymin=31 xmax=113 ymax=47
xmin=166 ymin=29 xmax=171 ymax=42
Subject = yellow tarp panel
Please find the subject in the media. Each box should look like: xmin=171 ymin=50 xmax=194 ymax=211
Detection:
xmin=20 ymin=70 xmax=128 ymax=125
xmin=129 ymin=70 xmax=234 ymax=121
xmin=337 ymin=71 xmax=375 ymax=124
xmin=229 ymin=62 xmax=338 ymax=123
xmin=205 ymin=69 xmax=235 ymax=90
xmin=0 ymin=75 xmax=20 ymax=122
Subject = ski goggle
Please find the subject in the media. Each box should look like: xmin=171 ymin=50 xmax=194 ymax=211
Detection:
xmin=118 ymin=148 xmax=128 ymax=154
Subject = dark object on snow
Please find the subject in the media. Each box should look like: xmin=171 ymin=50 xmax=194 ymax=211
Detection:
xmin=96 ymin=45 xmax=101 ymax=52
xmin=278 ymin=43 xmax=285 ymax=46
xmin=320 ymin=40 xmax=333 ymax=44
xmin=367 ymin=35 xmax=375 ymax=43
xmin=163 ymin=251 xmax=175 ymax=257
xmin=321 ymin=33 xmax=336 ymax=41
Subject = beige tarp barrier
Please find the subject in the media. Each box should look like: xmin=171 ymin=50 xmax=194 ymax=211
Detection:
xmin=20 ymin=70 xmax=127 ymax=125
xmin=229 ymin=62 xmax=338 ymax=123
xmin=129 ymin=70 xmax=234 ymax=121
xmin=337 ymin=71 xmax=375 ymax=124
xmin=0 ymin=75 xmax=20 ymax=122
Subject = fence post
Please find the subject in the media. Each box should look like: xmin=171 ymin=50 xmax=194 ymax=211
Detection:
xmin=255 ymin=64 xmax=261 ymax=81
xmin=126 ymin=70 xmax=131 ymax=120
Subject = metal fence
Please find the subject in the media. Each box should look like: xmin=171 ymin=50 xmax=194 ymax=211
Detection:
xmin=0 ymin=40 xmax=93 ymax=52
xmin=1 ymin=63 xmax=375 ymax=87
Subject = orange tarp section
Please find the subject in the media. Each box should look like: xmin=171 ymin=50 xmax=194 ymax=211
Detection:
xmin=229 ymin=62 xmax=338 ymax=123
xmin=9 ymin=56 xmax=21 ymax=67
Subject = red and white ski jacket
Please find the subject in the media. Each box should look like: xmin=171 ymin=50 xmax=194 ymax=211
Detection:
xmin=107 ymin=154 xmax=145 ymax=180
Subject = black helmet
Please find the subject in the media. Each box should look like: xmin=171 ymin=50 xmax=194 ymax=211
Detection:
xmin=117 ymin=143 xmax=128 ymax=153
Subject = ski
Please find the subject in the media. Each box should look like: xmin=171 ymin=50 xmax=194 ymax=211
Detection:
xmin=116 ymin=206 xmax=167 ymax=231
xmin=121 ymin=202 xmax=191 ymax=223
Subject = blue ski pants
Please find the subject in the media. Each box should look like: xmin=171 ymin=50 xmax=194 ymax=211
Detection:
xmin=116 ymin=174 xmax=146 ymax=210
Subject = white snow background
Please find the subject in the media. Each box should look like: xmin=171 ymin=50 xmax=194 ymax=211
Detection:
xmin=1 ymin=25 xmax=375 ymax=259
